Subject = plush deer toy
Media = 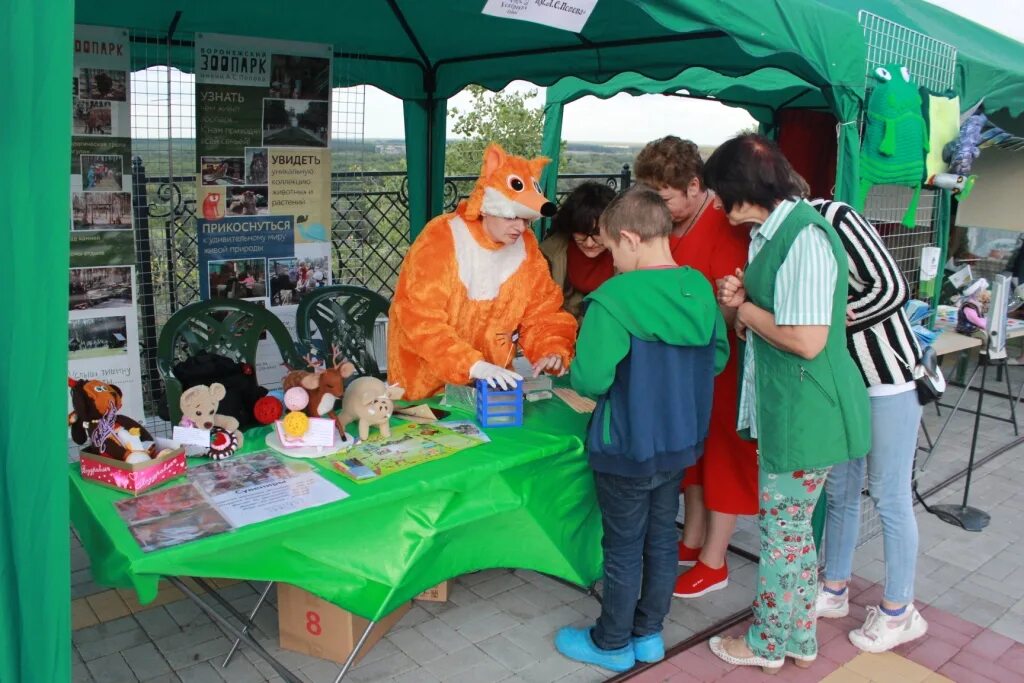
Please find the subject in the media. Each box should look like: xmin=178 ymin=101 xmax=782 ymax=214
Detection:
xmin=282 ymin=345 xmax=356 ymax=418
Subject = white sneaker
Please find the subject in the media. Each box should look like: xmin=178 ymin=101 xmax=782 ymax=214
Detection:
xmin=815 ymin=584 xmax=850 ymax=618
xmin=849 ymin=605 xmax=928 ymax=653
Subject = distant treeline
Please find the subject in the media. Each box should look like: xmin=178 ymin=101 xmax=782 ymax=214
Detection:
xmin=131 ymin=139 xmax=713 ymax=178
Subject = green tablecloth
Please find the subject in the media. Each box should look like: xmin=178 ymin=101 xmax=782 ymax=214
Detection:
xmin=69 ymin=397 xmax=603 ymax=620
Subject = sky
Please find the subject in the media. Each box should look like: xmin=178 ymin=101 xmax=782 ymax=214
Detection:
xmin=356 ymin=0 xmax=1024 ymax=145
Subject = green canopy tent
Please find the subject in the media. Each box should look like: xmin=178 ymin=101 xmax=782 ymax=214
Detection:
xmin=539 ymin=67 xmax=836 ymax=203
xmin=70 ymin=0 xmax=871 ymax=236
xmin=6 ymin=1 xmax=892 ymax=680
xmin=540 ymin=0 xmax=1024 ymax=207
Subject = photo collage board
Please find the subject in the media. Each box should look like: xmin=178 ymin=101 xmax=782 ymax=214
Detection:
xmin=69 ymin=25 xmax=145 ymax=418
xmin=194 ymin=33 xmax=334 ymax=385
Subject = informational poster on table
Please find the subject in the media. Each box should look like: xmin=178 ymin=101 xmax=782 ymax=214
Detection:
xmin=194 ymin=33 xmax=334 ymax=384
xmin=69 ymin=25 xmax=145 ymax=418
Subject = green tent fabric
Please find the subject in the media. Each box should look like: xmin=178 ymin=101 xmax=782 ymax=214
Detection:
xmin=75 ymin=0 xmax=869 ymax=234
xmin=0 ymin=1 xmax=73 ymax=681
xmin=537 ymin=1 xmax=1024 ymax=207
xmin=540 ymin=67 xmax=834 ymax=202
xmin=817 ymin=0 xmax=1024 ymax=124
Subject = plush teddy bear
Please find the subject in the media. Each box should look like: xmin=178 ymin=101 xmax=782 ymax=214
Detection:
xmin=179 ymin=383 xmax=245 ymax=456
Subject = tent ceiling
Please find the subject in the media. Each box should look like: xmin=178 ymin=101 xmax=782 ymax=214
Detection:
xmin=73 ymin=0 xmax=866 ymax=103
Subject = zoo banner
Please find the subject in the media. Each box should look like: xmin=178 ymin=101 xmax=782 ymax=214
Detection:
xmin=68 ymin=25 xmax=145 ymax=419
xmin=194 ymin=33 xmax=334 ymax=385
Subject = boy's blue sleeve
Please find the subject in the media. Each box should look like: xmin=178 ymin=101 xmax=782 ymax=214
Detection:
xmin=570 ymin=301 xmax=630 ymax=399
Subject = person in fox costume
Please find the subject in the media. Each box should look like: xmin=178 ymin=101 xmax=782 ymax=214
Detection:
xmin=388 ymin=143 xmax=578 ymax=400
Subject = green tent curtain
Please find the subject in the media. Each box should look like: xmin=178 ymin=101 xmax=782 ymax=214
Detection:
xmin=540 ymin=67 xmax=841 ymax=202
xmin=403 ymin=97 xmax=448 ymax=238
xmin=0 ymin=1 xmax=74 ymax=680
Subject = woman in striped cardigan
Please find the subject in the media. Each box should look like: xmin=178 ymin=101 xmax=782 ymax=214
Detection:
xmin=809 ymin=199 xmax=929 ymax=654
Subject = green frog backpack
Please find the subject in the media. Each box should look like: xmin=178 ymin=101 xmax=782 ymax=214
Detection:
xmin=856 ymin=64 xmax=928 ymax=227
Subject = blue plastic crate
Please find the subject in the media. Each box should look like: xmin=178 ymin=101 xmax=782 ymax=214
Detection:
xmin=474 ymin=380 xmax=523 ymax=428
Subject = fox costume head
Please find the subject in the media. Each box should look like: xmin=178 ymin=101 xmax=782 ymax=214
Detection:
xmin=462 ymin=143 xmax=557 ymax=222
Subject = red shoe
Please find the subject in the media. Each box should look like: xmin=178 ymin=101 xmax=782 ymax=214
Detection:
xmin=677 ymin=542 xmax=702 ymax=566
xmin=673 ymin=560 xmax=728 ymax=598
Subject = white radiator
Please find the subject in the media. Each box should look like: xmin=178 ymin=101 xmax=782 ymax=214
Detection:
xmin=372 ymin=315 xmax=389 ymax=371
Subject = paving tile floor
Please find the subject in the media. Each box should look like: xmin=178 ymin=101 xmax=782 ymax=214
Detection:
xmin=69 ymin=356 xmax=1024 ymax=682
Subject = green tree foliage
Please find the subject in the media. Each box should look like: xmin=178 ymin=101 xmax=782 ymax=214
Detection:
xmin=446 ymin=85 xmax=565 ymax=175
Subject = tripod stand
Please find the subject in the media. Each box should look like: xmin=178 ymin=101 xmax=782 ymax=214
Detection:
xmin=927 ymin=350 xmax=1018 ymax=531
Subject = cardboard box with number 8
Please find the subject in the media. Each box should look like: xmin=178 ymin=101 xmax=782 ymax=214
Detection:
xmin=277 ymin=584 xmax=411 ymax=664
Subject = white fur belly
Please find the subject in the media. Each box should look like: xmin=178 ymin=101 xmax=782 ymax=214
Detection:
xmin=317 ymin=393 xmax=338 ymax=415
xmin=449 ymin=216 xmax=526 ymax=301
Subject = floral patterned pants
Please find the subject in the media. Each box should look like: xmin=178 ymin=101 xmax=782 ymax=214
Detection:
xmin=746 ymin=467 xmax=831 ymax=660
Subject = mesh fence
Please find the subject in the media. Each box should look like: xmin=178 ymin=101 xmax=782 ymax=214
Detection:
xmin=853 ymin=12 xmax=957 ymax=547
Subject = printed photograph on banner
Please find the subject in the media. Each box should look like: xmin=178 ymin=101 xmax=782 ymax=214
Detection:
xmin=269 ymin=55 xmax=331 ymax=100
xmin=268 ymin=148 xmax=332 ymax=243
xmin=73 ymin=100 xmax=115 ymax=136
xmin=245 ymin=147 xmax=268 ymax=184
xmin=199 ymin=187 xmax=225 ymax=221
xmin=208 ymin=259 xmax=267 ymax=300
xmin=200 ymin=156 xmax=245 ymax=185
xmin=268 ymin=255 xmax=329 ymax=307
xmin=69 ymin=266 xmax=133 ymax=310
xmin=71 ymin=191 xmax=132 ymax=230
xmin=71 ymin=137 xmax=131 ymax=176
xmin=261 ymin=99 xmax=328 ymax=147
xmin=81 ymin=154 xmax=125 ymax=191
xmin=68 ymin=315 xmax=129 ymax=360
xmin=77 ymin=68 xmax=128 ymax=101
xmin=225 ymin=185 xmax=269 ymax=216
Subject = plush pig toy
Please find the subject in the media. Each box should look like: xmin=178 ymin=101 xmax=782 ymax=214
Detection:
xmin=336 ymin=377 xmax=405 ymax=440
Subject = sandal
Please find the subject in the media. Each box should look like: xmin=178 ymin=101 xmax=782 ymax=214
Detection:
xmin=709 ymin=636 xmax=783 ymax=674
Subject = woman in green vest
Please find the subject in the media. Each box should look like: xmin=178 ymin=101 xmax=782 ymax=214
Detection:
xmin=702 ymin=135 xmax=870 ymax=674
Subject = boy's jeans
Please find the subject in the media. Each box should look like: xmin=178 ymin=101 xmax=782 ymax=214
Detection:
xmin=592 ymin=468 xmax=684 ymax=651
xmin=823 ymin=389 xmax=922 ymax=604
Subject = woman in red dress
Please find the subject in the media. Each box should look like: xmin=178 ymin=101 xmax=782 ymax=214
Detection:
xmin=634 ymin=136 xmax=758 ymax=598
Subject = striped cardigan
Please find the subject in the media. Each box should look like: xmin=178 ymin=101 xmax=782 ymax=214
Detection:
xmin=810 ymin=199 xmax=922 ymax=388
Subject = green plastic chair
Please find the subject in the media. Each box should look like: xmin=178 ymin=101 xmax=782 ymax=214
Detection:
xmin=157 ymin=298 xmax=304 ymax=423
xmin=295 ymin=285 xmax=391 ymax=379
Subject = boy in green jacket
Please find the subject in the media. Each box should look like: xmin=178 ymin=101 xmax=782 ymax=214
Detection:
xmin=555 ymin=185 xmax=728 ymax=672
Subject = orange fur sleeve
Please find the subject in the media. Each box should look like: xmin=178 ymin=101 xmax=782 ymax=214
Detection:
xmin=389 ymin=218 xmax=485 ymax=389
xmin=517 ymin=234 xmax=578 ymax=368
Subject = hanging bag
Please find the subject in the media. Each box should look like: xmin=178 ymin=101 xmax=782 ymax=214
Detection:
xmin=871 ymin=328 xmax=945 ymax=406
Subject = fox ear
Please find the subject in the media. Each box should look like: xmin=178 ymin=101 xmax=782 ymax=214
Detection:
xmin=528 ymin=156 xmax=550 ymax=181
xmin=481 ymin=143 xmax=507 ymax=177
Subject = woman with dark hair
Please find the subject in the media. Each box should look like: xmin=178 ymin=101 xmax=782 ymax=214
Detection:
xmin=707 ymin=134 xmax=870 ymax=673
xmin=540 ymin=182 xmax=617 ymax=320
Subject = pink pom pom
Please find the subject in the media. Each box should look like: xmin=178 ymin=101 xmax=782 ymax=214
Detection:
xmin=284 ymin=387 xmax=309 ymax=411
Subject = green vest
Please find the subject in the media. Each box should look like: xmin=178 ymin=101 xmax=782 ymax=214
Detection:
xmin=743 ymin=201 xmax=870 ymax=473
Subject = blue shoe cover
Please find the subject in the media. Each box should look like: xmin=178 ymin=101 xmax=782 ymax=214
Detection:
xmin=554 ymin=627 xmax=635 ymax=672
xmin=632 ymin=633 xmax=665 ymax=663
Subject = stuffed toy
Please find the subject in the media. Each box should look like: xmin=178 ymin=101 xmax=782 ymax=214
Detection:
xmin=281 ymin=346 xmax=356 ymax=418
xmin=387 ymin=143 xmax=578 ymax=400
xmin=956 ymin=278 xmax=991 ymax=334
xmin=336 ymin=377 xmax=405 ymax=441
xmin=68 ymin=377 xmax=160 ymax=464
xmin=857 ymin=64 xmax=928 ymax=227
xmin=179 ymin=383 xmax=245 ymax=458
xmin=944 ymin=111 xmax=985 ymax=176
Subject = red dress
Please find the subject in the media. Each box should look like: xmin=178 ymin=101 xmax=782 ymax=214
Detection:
xmin=671 ymin=203 xmax=759 ymax=515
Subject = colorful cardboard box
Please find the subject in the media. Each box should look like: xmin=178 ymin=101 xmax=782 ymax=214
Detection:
xmin=79 ymin=447 xmax=187 ymax=495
